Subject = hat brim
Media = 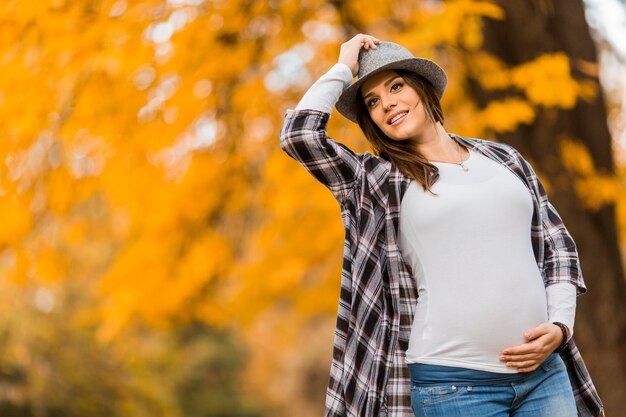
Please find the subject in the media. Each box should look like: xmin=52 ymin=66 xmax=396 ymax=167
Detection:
xmin=335 ymin=57 xmax=447 ymax=124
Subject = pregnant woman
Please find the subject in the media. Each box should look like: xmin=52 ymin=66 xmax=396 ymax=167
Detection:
xmin=279 ymin=34 xmax=604 ymax=417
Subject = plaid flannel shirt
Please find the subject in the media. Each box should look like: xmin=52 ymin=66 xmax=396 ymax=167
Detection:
xmin=279 ymin=108 xmax=604 ymax=417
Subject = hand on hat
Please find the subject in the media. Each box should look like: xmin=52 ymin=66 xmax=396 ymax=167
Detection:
xmin=338 ymin=34 xmax=381 ymax=77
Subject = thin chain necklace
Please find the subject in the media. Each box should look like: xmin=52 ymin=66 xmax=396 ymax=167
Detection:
xmin=455 ymin=139 xmax=470 ymax=172
xmin=429 ymin=134 xmax=470 ymax=172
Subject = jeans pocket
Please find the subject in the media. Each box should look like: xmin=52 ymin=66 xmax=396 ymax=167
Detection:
xmin=540 ymin=353 xmax=561 ymax=372
xmin=416 ymin=384 xmax=468 ymax=406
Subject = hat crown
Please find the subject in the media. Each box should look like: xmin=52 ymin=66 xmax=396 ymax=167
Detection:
xmin=357 ymin=41 xmax=414 ymax=80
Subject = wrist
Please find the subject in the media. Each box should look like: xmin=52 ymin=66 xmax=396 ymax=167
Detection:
xmin=552 ymin=321 xmax=570 ymax=353
xmin=337 ymin=61 xmax=356 ymax=77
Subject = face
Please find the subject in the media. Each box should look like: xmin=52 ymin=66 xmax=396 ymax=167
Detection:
xmin=360 ymin=69 xmax=432 ymax=141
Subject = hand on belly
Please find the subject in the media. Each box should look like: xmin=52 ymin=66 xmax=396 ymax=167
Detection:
xmin=499 ymin=322 xmax=564 ymax=372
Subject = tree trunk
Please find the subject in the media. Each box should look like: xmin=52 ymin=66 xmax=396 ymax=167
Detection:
xmin=470 ymin=0 xmax=626 ymax=413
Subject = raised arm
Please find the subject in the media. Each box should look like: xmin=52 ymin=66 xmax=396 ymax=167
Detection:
xmin=279 ymin=35 xmax=380 ymax=203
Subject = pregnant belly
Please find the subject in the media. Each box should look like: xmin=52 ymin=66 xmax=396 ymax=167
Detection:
xmin=409 ymin=272 xmax=548 ymax=372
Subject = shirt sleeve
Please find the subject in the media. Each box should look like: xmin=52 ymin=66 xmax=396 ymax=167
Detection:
xmin=279 ymin=63 xmax=362 ymax=204
xmin=541 ymin=197 xmax=587 ymax=294
xmin=294 ymin=63 xmax=353 ymax=114
xmin=511 ymin=149 xmax=587 ymax=296
xmin=546 ymin=282 xmax=576 ymax=337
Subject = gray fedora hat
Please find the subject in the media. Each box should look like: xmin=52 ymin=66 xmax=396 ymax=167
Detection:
xmin=335 ymin=41 xmax=447 ymax=124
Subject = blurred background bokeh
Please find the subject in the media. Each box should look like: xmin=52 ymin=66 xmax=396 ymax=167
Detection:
xmin=0 ymin=0 xmax=624 ymax=416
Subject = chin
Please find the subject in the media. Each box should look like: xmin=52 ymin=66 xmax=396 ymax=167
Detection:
xmin=385 ymin=130 xmax=412 ymax=141
xmin=384 ymin=124 xmax=417 ymax=142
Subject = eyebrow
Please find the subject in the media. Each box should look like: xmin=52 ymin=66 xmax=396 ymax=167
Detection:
xmin=363 ymin=76 xmax=403 ymax=100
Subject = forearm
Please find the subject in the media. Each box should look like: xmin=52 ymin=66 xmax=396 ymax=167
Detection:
xmin=294 ymin=63 xmax=353 ymax=114
xmin=279 ymin=63 xmax=361 ymax=203
xmin=546 ymin=282 xmax=576 ymax=338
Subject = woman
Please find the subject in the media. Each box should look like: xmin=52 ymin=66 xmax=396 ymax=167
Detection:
xmin=279 ymin=34 xmax=604 ymax=417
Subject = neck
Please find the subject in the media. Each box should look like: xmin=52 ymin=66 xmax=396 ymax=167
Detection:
xmin=413 ymin=122 xmax=463 ymax=162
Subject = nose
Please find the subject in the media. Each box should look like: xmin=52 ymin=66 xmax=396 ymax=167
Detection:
xmin=381 ymin=95 xmax=397 ymax=112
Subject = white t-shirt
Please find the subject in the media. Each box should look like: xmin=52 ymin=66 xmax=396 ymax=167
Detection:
xmin=399 ymin=148 xmax=560 ymax=372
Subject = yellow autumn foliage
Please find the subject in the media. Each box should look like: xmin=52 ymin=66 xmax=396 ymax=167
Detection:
xmin=405 ymin=0 xmax=504 ymax=48
xmin=560 ymin=137 xmax=626 ymax=211
xmin=512 ymin=53 xmax=581 ymax=108
xmin=480 ymin=98 xmax=536 ymax=132
xmin=0 ymin=0 xmax=623 ymax=415
xmin=0 ymin=196 xmax=31 ymax=246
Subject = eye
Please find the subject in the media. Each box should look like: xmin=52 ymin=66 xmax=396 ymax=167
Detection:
xmin=366 ymin=81 xmax=403 ymax=108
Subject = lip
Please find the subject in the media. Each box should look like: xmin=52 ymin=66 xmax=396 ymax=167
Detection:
xmin=387 ymin=110 xmax=409 ymax=126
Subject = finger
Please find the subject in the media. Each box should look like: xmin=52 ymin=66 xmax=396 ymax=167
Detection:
xmin=524 ymin=323 xmax=551 ymax=340
xmin=501 ymin=340 xmax=545 ymax=356
xmin=500 ymin=352 xmax=539 ymax=362
xmin=360 ymin=39 xmax=378 ymax=50
xmin=359 ymin=35 xmax=380 ymax=47
xmin=506 ymin=359 xmax=539 ymax=368
xmin=501 ymin=345 xmax=533 ymax=356
xmin=502 ymin=339 xmax=551 ymax=359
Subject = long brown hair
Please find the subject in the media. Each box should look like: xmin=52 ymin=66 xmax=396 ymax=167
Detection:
xmin=355 ymin=69 xmax=444 ymax=195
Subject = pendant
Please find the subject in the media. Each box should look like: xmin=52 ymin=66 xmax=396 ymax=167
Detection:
xmin=460 ymin=162 xmax=469 ymax=172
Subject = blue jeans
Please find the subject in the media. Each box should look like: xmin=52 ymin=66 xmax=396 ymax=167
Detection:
xmin=409 ymin=354 xmax=577 ymax=417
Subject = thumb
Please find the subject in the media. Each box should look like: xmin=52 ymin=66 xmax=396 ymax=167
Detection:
xmin=523 ymin=323 xmax=548 ymax=340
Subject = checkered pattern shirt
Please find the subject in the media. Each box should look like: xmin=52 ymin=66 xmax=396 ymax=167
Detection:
xmin=279 ymin=108 xmax=604 ymax=417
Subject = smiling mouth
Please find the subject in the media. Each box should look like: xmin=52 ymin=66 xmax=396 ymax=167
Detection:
xmin=389 ymin=111 xmax=408 ymax=126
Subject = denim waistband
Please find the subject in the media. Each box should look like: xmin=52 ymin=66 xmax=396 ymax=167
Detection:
xmin=408 ymin=354 xmax=559 ymax=386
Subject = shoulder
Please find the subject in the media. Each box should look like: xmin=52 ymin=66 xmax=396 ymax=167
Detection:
xmin=457 ymin=134 xmax=535 ymax=172
xmin=456 ymin=133 xmax=540 ymax=177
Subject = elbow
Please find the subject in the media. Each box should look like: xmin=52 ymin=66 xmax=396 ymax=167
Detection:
xmin=279 ymin=125 xmax=298 ymax=156
xmin=279 ymin=109 xmax=333 ymax=163
xmin=279 ymin=109 xmax=299 ymax=154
